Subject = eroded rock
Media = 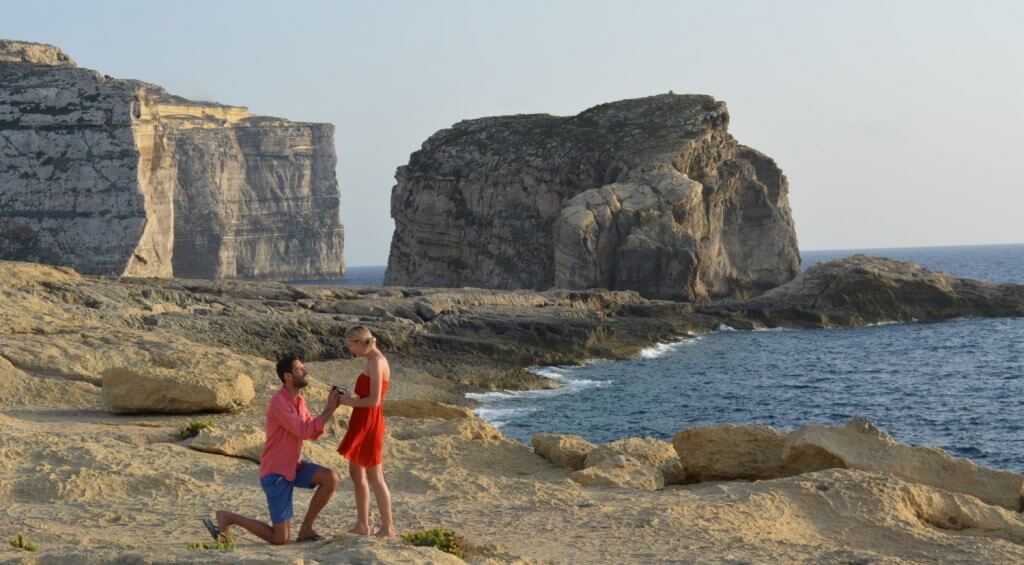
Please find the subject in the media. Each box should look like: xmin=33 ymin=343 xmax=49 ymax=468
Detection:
xmin=585 ymin=437 xmax=686 ymax=485
xmin=532 ymin=433 xmax=596 ymax=470
xmin=387 ymin=94 xmax=799 ymax=300
xmin=673 ymin=423 xmax=788 ymax=481
xmin=782 ymin=419 xmax=1024 ymax=511
xmin=0 ymin=39 xmax=344 ymax=279
xmin=570 ymin=455 xmax=665 ymax=490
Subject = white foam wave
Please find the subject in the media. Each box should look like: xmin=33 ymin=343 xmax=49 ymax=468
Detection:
xmin=639 ymin=337 xmax=700 ymax=359
xmin=717 ymin=324 xmax=737 ymax=332
xmin=473 ymin=406 xmax=539 ymax=427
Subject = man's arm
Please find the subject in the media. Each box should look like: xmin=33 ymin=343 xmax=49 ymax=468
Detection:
xmin=270 ymin=395 xmax=333 ymax=440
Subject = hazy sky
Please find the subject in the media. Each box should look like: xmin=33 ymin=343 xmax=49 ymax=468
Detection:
xmin=4 ymin=1 xmax=1022 ymax=265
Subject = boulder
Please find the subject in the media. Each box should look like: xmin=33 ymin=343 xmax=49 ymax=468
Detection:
xmin=384 ymin=399 xmax=475 ymax=420
xmin=673 ymin=423 xmax=788 ymax=481
xmin=570 ymin=455 xmax=665 ymax=490
xmin=532 ymin=433 xmax=596 ymax=470
xmin=104 ymin=366 xmax=254 ymax=414
xmin=188 ymin=424 xmax=264 ymax=462
xmin=585 ymin=437 xmax=686 ymax=484
xmin=782 ymin=419 xmax=1024 ymax=511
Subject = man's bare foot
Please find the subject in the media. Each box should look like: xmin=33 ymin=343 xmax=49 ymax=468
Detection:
xmin=215 ymin=510 xmax=231 ymax=536
xmin=374 ymin=527 xmax=396 ymax=540
xmin=296 ymin=527 xmax=320 ymax=540
xmin=348 ymin=524 xmax=370 ymax=535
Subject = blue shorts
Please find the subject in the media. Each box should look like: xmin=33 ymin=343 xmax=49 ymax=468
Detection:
xmin=259 ymin=461 xmax=321 ymax=525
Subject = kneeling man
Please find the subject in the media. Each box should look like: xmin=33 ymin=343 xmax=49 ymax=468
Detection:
xmin=204 ymin=355 xmax=343 ymax=544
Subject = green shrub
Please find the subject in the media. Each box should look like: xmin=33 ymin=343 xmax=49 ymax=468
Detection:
xmin=401 ymin=528 xmax=468 ymax=558
xmin=186 ymin=533 xmax=235 ymax=551
xmin=179 ymin=420 xmax=214 ymax=439
xmin=9 ymin=534 xmax=38 ymax=551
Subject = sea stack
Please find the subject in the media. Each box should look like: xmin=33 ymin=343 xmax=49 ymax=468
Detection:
xmin=386 ymin=94 xmax=799 ymax=301
xmin=0 ymin=39 xmax=344 ymax=279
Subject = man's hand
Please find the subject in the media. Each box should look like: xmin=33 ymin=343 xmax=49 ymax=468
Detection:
xmin=321 ymin=389 xmax=342 ymax=419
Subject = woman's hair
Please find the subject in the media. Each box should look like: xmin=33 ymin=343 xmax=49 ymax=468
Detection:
xmin=345 ymin=325 xmax=377 ymax=351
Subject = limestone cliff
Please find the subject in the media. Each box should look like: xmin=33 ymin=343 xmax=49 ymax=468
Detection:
xmin=0 ymin=39 xmax=344 ymax=279
xmin=386 ymin=94 xmax=798 ymax=301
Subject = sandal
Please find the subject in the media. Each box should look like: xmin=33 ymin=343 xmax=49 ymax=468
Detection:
xmin=202 ymin=517 xmax=225 ymax=542
xmin=297 ymin=534 xmax=326 ymax=543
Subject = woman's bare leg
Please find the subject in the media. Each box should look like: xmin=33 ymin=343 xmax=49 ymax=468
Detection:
xmin=348 ymin=461 xmax=371 ymax=535
xmin=366 ymin=464 xmax=395 ymax=539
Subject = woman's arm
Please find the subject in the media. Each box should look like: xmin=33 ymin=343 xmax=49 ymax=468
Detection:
xmin=341 ymin=358 xmax=385 ymax=408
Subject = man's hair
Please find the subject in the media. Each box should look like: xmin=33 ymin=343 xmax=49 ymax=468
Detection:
xmin=276 ymin=355 xmax=299 ymax=384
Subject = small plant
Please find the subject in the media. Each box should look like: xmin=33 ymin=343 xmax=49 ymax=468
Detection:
xmin=9 ymin=534 xmax=38 ymax=551
xmin=401 ymin=528 xmax=468 ymax=558
xmin=179 ymin=420 xmax=214 ymax=439
xmin=186 ymin=533 xmax=235 ymax=551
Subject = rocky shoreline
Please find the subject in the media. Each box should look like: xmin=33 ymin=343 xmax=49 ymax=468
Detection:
xmin=2 ymin=255 xmax=1024 ymax=562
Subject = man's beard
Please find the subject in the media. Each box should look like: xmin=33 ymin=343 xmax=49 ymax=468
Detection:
xmin=293 ymin=376 xmax=309 ymax=389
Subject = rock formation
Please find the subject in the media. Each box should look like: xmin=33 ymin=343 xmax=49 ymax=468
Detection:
xmin=0 ymin=39 xmax=344 ymax=279
xmin=386 ymin=94 xmax=799 ymax=301
xmin=671 ymin=418 xmax=1024 ymax=512
xmin=702 ymin=254 xmax=1024 ymax=327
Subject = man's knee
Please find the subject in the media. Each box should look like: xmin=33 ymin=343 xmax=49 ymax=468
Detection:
xmin=328 ymin=469 xmax=341 ymax=488
xmin=270 ymin=525 xmax=290 ymax=545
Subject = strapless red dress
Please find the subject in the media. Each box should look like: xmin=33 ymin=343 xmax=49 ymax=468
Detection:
xmin=337 ymin=373 xmax=389 ymax=468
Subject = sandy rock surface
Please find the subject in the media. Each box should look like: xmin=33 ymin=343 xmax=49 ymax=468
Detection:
xmin=531 ymin=433 xmax=596 ymax=470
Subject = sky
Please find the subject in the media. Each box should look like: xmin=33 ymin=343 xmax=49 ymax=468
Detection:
xmin=3 ymin=0 xmax=1022 ymax=266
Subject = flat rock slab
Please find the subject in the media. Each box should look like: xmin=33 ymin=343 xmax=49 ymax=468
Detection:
xmin=783 ymin=419 xmax=1024 ymax=511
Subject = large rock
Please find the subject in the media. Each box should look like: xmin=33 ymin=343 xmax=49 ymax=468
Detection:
xmin=584 ymin=437 xmax=686 ymax=484
xmin=386 ymin=94 xmax=799 ymax=300
xmin=0 ymin=39 xmax=344 ymax=279
xmin=104 ymin=366 xmax=254 ymax=414
xmin=672 ymin=423 xmax=789 ymax=481
xmin=531 ymin=433 xmax=596 ymax=470
xmin=570 ymin=455 xmax=665 ymax=491
xmin=702 ymin=255 xmax=1024 ymax=327
xmin=782 ymin=419 xmax=1024 ymax=511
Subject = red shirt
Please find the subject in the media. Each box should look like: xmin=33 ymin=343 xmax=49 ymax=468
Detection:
xmin=258 ymin=387 xmax=325 ymax=481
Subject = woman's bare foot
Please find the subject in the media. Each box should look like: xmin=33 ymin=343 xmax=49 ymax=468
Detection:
xmin=374 ymin=527 xmax=396 ymax=540
xmin=348 ymin=524 xmax=370 ymax=536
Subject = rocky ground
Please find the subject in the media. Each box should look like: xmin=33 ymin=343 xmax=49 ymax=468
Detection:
xmin=1 ymin=257 xmax=1023 ymax=563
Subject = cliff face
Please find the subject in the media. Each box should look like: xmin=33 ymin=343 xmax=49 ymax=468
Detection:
xmin=386 ymin=94 xmax=798 ymax=301
xmin=0 ymin=40 xmax=344 ymax=279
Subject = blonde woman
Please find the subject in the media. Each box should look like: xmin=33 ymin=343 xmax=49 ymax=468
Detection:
xmin=336 ymin=326 xmax=395 ymax=539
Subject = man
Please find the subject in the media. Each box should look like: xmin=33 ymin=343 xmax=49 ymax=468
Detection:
xmin=203 ymin=355 xmax=343 ymax=544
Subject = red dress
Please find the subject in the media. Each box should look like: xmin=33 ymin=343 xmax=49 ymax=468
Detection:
xmin=337 ymin=373 xmax=389 ymax=468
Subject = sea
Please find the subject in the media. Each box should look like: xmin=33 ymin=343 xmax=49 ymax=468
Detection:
xmin=306 ymin=244 xmax=1024 ymax=472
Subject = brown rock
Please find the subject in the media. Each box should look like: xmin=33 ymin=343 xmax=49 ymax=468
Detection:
xmin=673 ymin=423 xmax=788 ymax=481
xmin=570 ymin=455 xmax=665 ymax=490
xmin=532 ymin=433 xmax=596 ymax=470
xmin=584 ymin=437 xmax=686 ymax=484
xmin=783 ymin=419 xmax=1024 ymax=511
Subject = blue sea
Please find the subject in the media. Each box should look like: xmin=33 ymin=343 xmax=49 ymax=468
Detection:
xmin=304 ymin=244 xmax=1024 ymax=471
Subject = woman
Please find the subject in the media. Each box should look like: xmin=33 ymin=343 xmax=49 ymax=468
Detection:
xmin=336 ymin=326 xmax=395 ymax=539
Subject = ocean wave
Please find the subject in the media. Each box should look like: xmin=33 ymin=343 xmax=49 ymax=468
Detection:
xmin=473 ymin=406 xmax=539 ymax=427
xmin=717 ymin=324 xmax=737 ymax=332
xmin=639 ymin=337 xmax=700 ymax=359
xmin=466 ymin=376 xmax=604 ymax=403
